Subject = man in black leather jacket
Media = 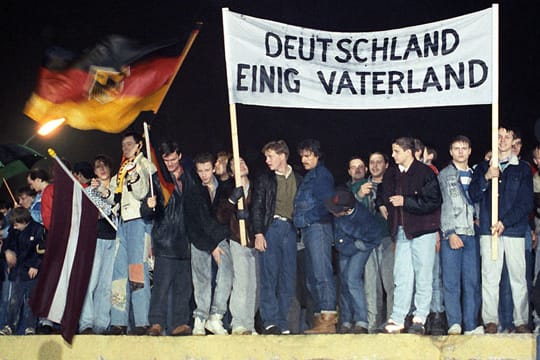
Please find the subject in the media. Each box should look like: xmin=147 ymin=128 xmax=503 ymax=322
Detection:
xmin=252 ymin=140 xmax=302 ymax=334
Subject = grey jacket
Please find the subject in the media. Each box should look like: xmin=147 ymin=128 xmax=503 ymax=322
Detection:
xmin=438 ymin=163 xmax=475 ymax=238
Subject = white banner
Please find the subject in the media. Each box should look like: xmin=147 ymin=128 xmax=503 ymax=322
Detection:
xmin=222 ymin=8 xmax=493 ymax=110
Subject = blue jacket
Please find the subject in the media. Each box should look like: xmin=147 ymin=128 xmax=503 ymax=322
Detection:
xmin=469 ymin=155 xmax=533 ymax=237
xmin=333 ymin=201 xmax=382 ymax=256
xmin=293 ymin=163 xmax=334 ymax=228
xmin=5 ymin=220 xmax=45 ymax=282
xmin=438 ymin=163 xmax=476 ymax=238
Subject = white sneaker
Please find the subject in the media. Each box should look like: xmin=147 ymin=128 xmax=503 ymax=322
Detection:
xmin=447 ymin=324 xmax=462 ymax=335
xmin=464 ymin=325 xmax=485 ymax=335
xmin=25 ymin=327 xmax=35 ymax=335
xmin=193 ymin=317 xmax=206 ymax=336
xmin=231 ymin=326 xmax=251 ymax=335
xmin=0 ymin=325 xmax=12 ymax=336
xmin=205 ymin=314 xmax=227 ymax=335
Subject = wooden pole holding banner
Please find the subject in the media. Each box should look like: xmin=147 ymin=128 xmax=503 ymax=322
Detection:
xmin=491 ymin=3 xmax=499 ymax=260
xmin=229 ymin=103 xmax=248 ymax=247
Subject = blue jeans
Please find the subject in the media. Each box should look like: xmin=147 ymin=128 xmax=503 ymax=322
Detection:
xmin=390 ymin=227 xmax=436 ymax=324
xmin=440 ymin=234 xmax=481 ymax=331
xmin=79 ymin=238 xmax=115 ymax=333
xmin=0 ymin=270 xmax=10 ymax=327
xmin=430 ymin=249 xmax=444 ymax=313
xmin=258 ymin=219 xmax=297 ymax=330
xmin=229 ymin=241 xmax=258 ymax=332
xmin=339 ymin=249 xmax=371 ymax=327
xmin=191 ymin=240 xmax=232 ymax=320
xmin=302 ymin=222 xmax=336 ymax=312
xmin=110 ymin=219 xmax=151 ymax=328
xmin=148 ymin=256 xmax=192 ymax=331
xmin=6 ymin=278 xmax=37 ymax=330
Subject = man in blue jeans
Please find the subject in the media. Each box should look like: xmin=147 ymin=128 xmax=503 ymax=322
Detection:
xmin=379 ymin=137 xmax=442 ymax=335
xmin=294 ymin=139 xmax=336 ymax=334
xmin=328 ymin=187 xmax=382 ymax=334
xmin=252 ymin=140 xmax=302 ymax=335
xmin=438 ymin=135 xmax=482 ymax=335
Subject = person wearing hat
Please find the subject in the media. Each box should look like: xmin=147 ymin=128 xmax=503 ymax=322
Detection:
xmin=326 ymin=187 xmax=382 ymax=334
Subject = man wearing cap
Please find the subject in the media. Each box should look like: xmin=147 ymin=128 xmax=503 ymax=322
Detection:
xmin=327 ymin=188 xmax=381 ymax=334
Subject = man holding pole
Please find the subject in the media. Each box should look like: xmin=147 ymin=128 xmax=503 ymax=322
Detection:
xmin=469 ymin=125 xmax=533 ymax=334
xmin=105 ymin=131 xmax=156 ymax=335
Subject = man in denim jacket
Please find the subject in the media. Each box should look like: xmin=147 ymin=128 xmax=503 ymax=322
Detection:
xmin=469 ymin=126 xmax=533 ymax=334
xmin=293 ymin=139 xmax=336 ymax=334
xmin=438 ymin=135 xmax=482 ymax=335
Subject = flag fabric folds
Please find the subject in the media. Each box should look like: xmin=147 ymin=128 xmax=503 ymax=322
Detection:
xmin=24 ymin=35 xmax=180 ymax=133
xmin=29 ymin=161 xmax=98 ymax=343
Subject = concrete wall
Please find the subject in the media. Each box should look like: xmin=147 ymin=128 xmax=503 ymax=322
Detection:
xmin=0 ymin=334 xmax=536 ymax=360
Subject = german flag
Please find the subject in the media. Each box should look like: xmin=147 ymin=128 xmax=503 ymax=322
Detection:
xmin=24 ymin=35 xmax=181 ymax=133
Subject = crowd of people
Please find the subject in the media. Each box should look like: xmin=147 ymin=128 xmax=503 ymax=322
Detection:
xmin=0 ymin=126 xmax=539 ymax=337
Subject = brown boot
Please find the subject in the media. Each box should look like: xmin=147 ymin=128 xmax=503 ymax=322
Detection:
xmin=304 ymin=312 xmax=337 ymax=334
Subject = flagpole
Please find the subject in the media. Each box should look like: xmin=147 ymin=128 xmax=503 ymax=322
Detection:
xmin=490 ymin=3 xmax=500 ymax=260
xmin=151 ymin=22 xmax=203 ymax=114
xmin=2 ymin=178 xmax=17 ymax=205
xmin=48 ymin=149 xmax=117 ymax=232
xmin=143 ymin=121 xmax=155 ymax=201
xmin=229 ymin=103 xmax=248 ymax=247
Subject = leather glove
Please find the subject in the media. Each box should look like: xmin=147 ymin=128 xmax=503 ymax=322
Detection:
xmin=228 ymin=186 xmax=244 ymax=204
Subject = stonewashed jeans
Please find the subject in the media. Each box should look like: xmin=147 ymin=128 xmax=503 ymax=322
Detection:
xmin=191 ymin=239 xmax=232 ymax=321
xmin=229 ymin=240 xmax=258 ymax=332
xmin=110 ymin=218 xmax=151 ymax=328
xmin=79 ymin=238 xmax=116 ymax=333
xmin=390 ymin=227 xmax=436 ymax=324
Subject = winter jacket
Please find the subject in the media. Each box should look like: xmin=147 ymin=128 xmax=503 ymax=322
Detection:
xmin=183 ymin=170 xmax=229 ymax=252
xmin=438 ymin=163 xmax=476 ymax=238
xmin=380 ymin=160 xmax=442 ymax=240
xmin=251 ymin=169 xmax=302 ymax=235
xmin=5 ymin=220 xmax=45 ymax=282
xmin=333 ymin=201 xmax=382 ymax=256
xmin=293 ymin=163 xmax=334 ymax=228
xmin=469 ymin=155 xmax=533 ymax=237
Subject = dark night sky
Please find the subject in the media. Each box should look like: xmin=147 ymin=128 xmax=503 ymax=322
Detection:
xmin=1 ymin=0 xmax=539 ymax=195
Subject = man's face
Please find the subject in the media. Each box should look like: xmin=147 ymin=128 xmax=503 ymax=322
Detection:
xmin=300 ymin=150 xmax=319 ymax=171
xmin=214 ymin=155 xmax=228 ymax=177
xmin=533 ymin=150 xmax=540 ymax=171
xmin=369 ymin=154 xmax=388 ymax=178
xmin=94 ymin=160 xmax=111 ymax=181
xmin=18 ymin=194 xmax=34 ymax=209
xmin=27 ymin=176 xmax=40 ymax=192
xmin=121 ymin=136 xmax=141 ymax=159
xmin=230 ymin=158 xmax=249 ymax=177
xmin=13 ymin=221 xmax=29 ymax=231
xmin=498 ymin=128 xmax=513 ymax=154
xmin=264 ymin=150 xmax=286 ymax=171
xmin=449 ymin=141 xmax=471 ymax=164
xmin=511 ymin=137 xmax=522 ymax=157
xmin=196 ymin=161 xmax=214 ymax=186
xmin=392 ymin=144 xmax=411 ymax=166
xmin=348 ymin=159 xmax=366 ymax=182
xmin=162 ymin=152 xmax=182 ymax=173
